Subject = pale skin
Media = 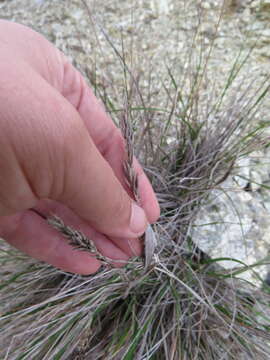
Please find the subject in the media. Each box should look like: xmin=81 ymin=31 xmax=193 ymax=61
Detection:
xmin=0 ymin=21 xmax=160 ymax=274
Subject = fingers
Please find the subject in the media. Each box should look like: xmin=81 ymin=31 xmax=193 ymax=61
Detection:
xmin=0 ymin=211 xmax=101 ymax=274
xmin=0 ymin=20 xmax=160 ymax=224
xmin=35 ymin=199 xmax=141 ymax=258
xmin=0 ymin=206 xmax=131 ymax=274
xmin=0 ymin=62 xmax=147 ymax=239
xmin=0 ymin=21 xmax=159 ymax=270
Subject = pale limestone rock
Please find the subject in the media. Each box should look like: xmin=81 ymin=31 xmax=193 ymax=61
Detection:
xmin=201 ymin=2 xmax=211 ymax=10
xmin=150 ymin=0 xmax=170 ymax=15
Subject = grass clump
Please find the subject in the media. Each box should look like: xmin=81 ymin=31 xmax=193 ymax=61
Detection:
xmin=0 ymin=1 xmax=270 ymax=359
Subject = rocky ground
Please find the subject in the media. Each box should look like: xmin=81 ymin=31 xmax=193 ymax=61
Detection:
xmin=0 ymin=0 xmax=270 ymax=283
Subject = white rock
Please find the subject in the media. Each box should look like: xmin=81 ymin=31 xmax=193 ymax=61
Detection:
xmin=150 ymin=0 xmax=170 ymax=14
xmin=201 ymin=2 xmax=211 ymax=10
xmin=193 ymin=172 xmax=270 ymax=284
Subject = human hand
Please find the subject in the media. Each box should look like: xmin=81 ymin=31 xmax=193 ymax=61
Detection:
xmin=0 ymin=21 xmax=160 ymax=274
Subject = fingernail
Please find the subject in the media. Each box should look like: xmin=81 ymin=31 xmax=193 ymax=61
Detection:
xmin=130 ymin=203 xmax=147 ymax=236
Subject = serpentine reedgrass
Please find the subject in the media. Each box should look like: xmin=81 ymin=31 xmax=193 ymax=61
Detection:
xmin=0 ymin=2 xmax=270 ymax=359
xmin=47 ymin=216 xmax=113 ymax=266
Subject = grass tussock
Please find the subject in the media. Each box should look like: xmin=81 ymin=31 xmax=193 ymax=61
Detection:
xmin=0 ymin=1 xmax=270 ymax=359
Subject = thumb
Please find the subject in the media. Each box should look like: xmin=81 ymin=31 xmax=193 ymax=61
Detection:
xmin=55 ymin=115 xmax=148 ymax=239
